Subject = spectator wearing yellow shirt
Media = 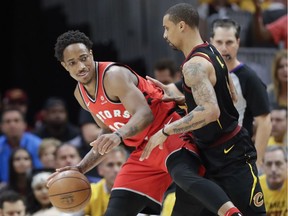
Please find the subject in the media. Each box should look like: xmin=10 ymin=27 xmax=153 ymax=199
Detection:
xmin=268 ymin=106 xmax=287 ymax=147
xmin=259 ymin=146 xmax=287 ymax=216
xmin=84 ymin=146 xmax=128 ymax=216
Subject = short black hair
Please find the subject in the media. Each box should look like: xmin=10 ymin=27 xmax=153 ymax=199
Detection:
xmin=211 ymin=18 xmax=241 ymax=39
xmin=0 ymin=190 xmax=24 ymax=208
xmin=54 ymin=30 xmax=93 ymax=62
xmin=153 ymin=58 xmax=177 ymax=77
xmin=165 ymin=3 xmax=199 ymax=28
xmin=43 ymin=97 xmax=67 ymax=110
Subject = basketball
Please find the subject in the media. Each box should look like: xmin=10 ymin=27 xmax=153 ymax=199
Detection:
xmin=48 ymin=170 xmax=91 ymax=213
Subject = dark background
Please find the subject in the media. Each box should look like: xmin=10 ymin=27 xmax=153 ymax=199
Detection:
xmin=6 ymin=0 xmax=191 ymax=125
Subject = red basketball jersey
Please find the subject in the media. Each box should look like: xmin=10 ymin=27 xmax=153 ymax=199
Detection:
xmin=78 ymin=61 xmax=177 ymax=148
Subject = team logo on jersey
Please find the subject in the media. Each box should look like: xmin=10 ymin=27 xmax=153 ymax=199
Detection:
xmin=224 ymin=144 xmax=235 ymax=154
xmin=100 ymin=95 xmax=107 ymax=105
xmin=87 ymin=101 xmax=90 ymax=107
xmin=253 ymin=192 xmax=264 ymax=207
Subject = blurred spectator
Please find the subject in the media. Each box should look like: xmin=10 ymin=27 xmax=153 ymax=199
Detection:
xmin=1 ymin=88 xmax=34 ymax=131
xmin=210 ymin=18 xmax=271 ymax=168
xmin=54 ymin=143 xmax=98 ymax=182
xmin=0 ymin=190 xmax=26 ymax=216
xmin=55 ymin=143 xmax=82 ymax=168
xmin=152 ymin=58 xmax=186 ymax=118
xmin=26 ymin=171 xmax=62 ymax=216
xmin=267 ymin=49 xmax=288 ymax=108
xmin=33 ymin=97 xmax=80 ymax=143
xmin=238 ymin=0 xmax=272 ymax=13
xmin=261 ymin=0 xmax=287 ymax=25
xmin=69 ymin=108 xmax=100 ymax=157
xmin=259 ymin=146 xmax=287 ymax=215
xmin=197 ymin=0 xmax=240 ymax=20
xmin=0 ymin=108 xmax=43 ymax=184
xmin=153 ymin=58 xmax=181 ymax=85
xmin=253 ymin=0 xmax=287 ymax=49
xmin=0 ymin=148 xmax=33 ymax=198
xmin=38 ymin=138 xmax=61 ymax=169
xmin=202 ymin=0 xmax=252 ymax=46
xmin=84 ymin=146 xmax=128 ymax=216
xmin=268 ymin=106 xmax=287 ymax=147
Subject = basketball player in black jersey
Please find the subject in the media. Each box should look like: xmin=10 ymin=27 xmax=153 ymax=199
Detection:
xmin=140 ymin=3 xmax=266 ymax=216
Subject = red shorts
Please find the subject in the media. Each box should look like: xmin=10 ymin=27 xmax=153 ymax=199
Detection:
xmin=112 ymin=112 xmax=201 ymax=204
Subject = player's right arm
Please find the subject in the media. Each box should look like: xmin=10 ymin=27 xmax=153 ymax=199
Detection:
xmin=47 ymin=89 xmax=113 ymax=186
xmin=72 ymin=88 xmax=112 ymax=174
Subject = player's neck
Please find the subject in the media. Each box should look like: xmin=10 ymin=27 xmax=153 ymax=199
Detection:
xmin=182 ymin=32 xmax=204 ymax=58
xmin=226 ymin=59 xmax=240 ymax=72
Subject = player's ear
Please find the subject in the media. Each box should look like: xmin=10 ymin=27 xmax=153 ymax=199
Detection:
xmin=179 ymin=21 xmax=185 ymax=30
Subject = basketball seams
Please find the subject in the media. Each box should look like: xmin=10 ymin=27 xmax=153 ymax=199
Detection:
xmin=48 ymin=171 xmax=91 ymax=212
xmin=49 ymin=176 xmax=90 ymax=187
xmin=50 ymin=190 xmax=91 ymax=210
xmin=49 ymin=187 xmax=91 ymax=197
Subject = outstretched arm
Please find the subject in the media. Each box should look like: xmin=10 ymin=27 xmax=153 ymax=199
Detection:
xmin=252 ymin=0 xmax=273 ymax=43
xmin=146 ymin=76 xmax=185 ymax=104
xmin=140 ymin=57 xmax=219 ymax=160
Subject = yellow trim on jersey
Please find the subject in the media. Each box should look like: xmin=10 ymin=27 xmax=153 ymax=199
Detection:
xmin=247 ymin=162 xmax=258 ymax=204
xmin=216 ymin=56 xmax=225 ymax=68
xmin=217 ymin=119 xmax=223 ymax=129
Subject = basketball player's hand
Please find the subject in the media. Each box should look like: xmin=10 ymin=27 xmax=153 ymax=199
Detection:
xmin=90 ymin=133 xmax=121 ymax=155
xmin=139 ymin=129 xmax=167 ymax=161
xmin=146 ymin=76 xmax=185 ymax=105
xmin=46 ymin=166 xmax=80 ymax=188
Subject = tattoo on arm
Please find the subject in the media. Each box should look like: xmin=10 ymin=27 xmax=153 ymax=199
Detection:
xmin=123 ymin=126 xmax=139 ymax=138
xmin=78 ymin=149 xmax=107 ymax=174
xmin=172 ymin=107 xmax=206 ymax=133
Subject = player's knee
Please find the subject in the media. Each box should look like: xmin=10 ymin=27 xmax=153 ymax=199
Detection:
xmin=171 ymin=170 xmax=203 ymax=193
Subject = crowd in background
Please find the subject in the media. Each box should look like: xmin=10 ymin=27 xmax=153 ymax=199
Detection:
xmin=1 ymin=0 xmax=287 ymax=216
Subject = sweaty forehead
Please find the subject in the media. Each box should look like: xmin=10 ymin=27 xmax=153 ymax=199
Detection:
xmin=63 ymin=43 xmax=89 ymax=61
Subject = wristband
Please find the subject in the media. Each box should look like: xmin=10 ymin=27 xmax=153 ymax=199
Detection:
xmin=162 ymin=126 xmax=170 ymax=137
xmin=114 ymin=131 xmax=123 ymax=143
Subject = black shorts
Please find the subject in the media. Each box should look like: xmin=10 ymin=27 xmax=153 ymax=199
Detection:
xmin=197 ymin=127 xmax=266 ymax=215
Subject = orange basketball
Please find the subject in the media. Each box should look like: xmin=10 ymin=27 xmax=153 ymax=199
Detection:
xmin=48 ymin=170 xmax=91 ymax=213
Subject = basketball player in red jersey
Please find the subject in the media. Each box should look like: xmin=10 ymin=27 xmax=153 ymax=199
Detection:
xmin=140 ymin=3 xmax=266 ymax=216
xmin=47 ymin=30 xmax=242 ymax=216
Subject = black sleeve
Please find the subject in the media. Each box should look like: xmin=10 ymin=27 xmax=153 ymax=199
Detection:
xmin=243 ymin=72 xmax=270 ymax=116
xmin=174 ymin=80 xmax=183 ymax=93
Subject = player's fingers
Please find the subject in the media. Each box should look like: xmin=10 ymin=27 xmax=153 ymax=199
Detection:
xmin=100 ymin=140 xmax=113 ymax=155
xmin=139 ymin=144 xmax=152 ymax=161
xmin=105 ymin=142 xmax=116 ymax=154
xmin=146 ymin=76 xmax=164 ymax=88
xmin=91 ymin=136 xmax=104 ymax=153
xmin=159 ymin=142 xmax=164 ymax=150
xmin=46 ymin=172 xmax=59 ymax=187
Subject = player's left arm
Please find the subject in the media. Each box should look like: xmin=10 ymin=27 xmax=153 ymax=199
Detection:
xmin=140 ymin=57 xmax=220 ymax=160
xmin=227 ymin=73 xmax=238 ymax=103
xmin=254 ymin=114 xmax=271 ymax=169
xmin=164 ymin=57 xmax=220 ymax=135
xmin=105 ymin=66 xmax=154 ymax=138
xmin=93 ymin=66 xmax=154 ymax=155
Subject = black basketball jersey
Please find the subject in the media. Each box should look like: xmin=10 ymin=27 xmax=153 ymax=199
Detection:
xmin=182 ymin=42 xmax=239 ymax=146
